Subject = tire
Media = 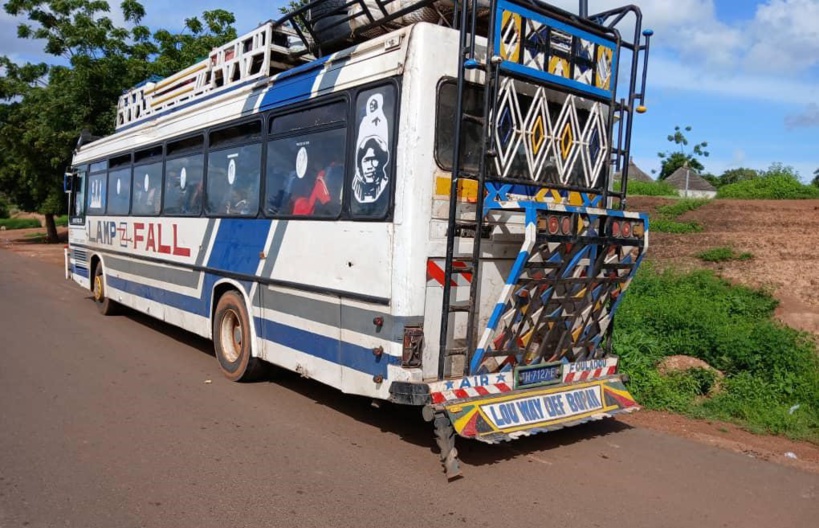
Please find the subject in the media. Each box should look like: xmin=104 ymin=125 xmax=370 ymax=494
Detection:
xmin=213 ymin=290 xmax=265 ymax=382
xmin=93 ymin=263 xmax=119 ymax=316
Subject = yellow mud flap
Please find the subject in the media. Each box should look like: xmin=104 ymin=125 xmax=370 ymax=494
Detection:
xmin=442 ymin=378 xmax=638 ymax=443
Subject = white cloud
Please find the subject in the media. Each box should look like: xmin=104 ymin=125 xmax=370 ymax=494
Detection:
xmin=648 ymin=54 xmax=818 ymax=106
xmin=744 ymin=0 xmax=819 ymax=72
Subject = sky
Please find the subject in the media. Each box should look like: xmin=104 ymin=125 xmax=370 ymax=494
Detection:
xmin=1 ymin=0 xmax=817 ymax=181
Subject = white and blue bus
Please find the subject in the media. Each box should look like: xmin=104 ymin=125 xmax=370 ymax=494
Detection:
xmin=65 ymin=0 xmax=653 ymax=477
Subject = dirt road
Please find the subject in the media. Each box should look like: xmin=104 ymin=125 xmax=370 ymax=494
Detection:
xmin=0 ymin=250 xmax=817 ymax=527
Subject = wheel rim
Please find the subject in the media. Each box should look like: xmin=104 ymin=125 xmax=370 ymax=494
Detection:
xmin=219 ymin=309 xmax=243 ymax=363
xmin=94 ymin=275 xmax=104 ymax=302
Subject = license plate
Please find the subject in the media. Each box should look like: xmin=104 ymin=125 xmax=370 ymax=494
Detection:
xmin=514 ymin=362 xmax=562 ymax=388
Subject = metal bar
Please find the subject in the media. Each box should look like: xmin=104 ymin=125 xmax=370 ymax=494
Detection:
xmin=438 ymin=0 xmax=474 ymax=381
xmin=464 ymin=0 xmax=500 ymax=376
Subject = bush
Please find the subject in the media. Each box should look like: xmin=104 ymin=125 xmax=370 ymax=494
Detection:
xmin=717 ymin=174 xmax=819 ymax=199
xmin=0 ymin=196 xmax=9 ymax=219
xmin=615 ymin=265 xmax=819 ymax=442
xmin=620 ymin=180 xmax=679 ymax=197
xmin=0 ymin=218 xmax=41 ymax=230
xmin=55 ymin=215 xmax=69 ymax=227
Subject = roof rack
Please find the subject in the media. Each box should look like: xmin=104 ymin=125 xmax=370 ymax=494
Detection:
xmin=276 ymin=0 xmax=489 ymax=58
xmin=116 ymin=22 xmax=314 ymax=130
xmin=116 ymin=0 xmax=477 ymax=130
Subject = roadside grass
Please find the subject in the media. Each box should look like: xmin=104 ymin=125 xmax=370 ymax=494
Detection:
xmin=0 ymin=218 xmax=41 ymax=230
xmin=697 ymin=247 xmax=754 ymax=263
xmin=651 ymin=198 xmax=710 ymax=234
xmin=614 ymin=264 xmax=819 ymax=443
xmin=615 ymin=180 xmax=678 ymax=197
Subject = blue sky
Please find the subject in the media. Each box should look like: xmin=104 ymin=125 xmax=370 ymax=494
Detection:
xmin=2 ymin=0 xmax=817 ymax=181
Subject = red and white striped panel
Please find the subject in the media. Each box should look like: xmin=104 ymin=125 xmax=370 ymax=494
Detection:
xmin=431 ymin=383 xmax=513 ymax=404
xmin=427 ymin=259 xmax=472 ymax=288
xmin=562 ymin=357 xmax=618 ymax=383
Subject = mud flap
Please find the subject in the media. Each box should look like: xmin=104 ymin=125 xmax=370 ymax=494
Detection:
xmin=442 ymin=378 xmax=638 ymax=443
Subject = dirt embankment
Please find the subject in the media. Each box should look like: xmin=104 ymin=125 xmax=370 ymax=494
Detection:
xmin=631 ymin=197 xmax=819 ymax=336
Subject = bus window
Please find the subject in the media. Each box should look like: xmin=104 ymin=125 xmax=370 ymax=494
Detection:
xmin=435 ymin=81 xmax=484 ymax=173
xmin=164 ymin=154 xmax=204 ymax=216
xmin=265 ymin=128 xmax=346 ymax=218
xmin=270 ymin=101 xmax=346 ymax=135
xmin=206 ymin=143 xmax=262 ymax=216
xmin=350 ymin=84 xmax=396 ymax=219
xmin=132 ymin=162 xmax=163 ymax=216
xmin=69 ymin=168 xmax=87 ymax=224
xmin=87 ymin=172 xmax=107 ymax=215
xmin=106 ymin=167 xmax=132 ymax=215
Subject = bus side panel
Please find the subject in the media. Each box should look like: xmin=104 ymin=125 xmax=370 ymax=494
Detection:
xmin=258 ymin=284 xmax=343 ymax=389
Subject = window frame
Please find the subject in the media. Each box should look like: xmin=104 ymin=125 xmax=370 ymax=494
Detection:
xmin=432 ymin=77 xmax=485 ymax=173
xmin=85 ymin=158 xmax=110 ymax=217
xmin=263 ymin=94 xmax=350 ymax=222
xmin=131 ymin=143 xmax=164 ymax=217
xmin=162 ymin=133 xmax=206 ymax=218
xmin=204 ymin=117 xmax=265 ymax=219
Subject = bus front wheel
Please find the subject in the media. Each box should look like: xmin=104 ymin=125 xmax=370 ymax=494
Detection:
xmin=213 ymin=291 xmax=264 ymax=382
xmin=93 ymin=264 xmax=119 ymax=316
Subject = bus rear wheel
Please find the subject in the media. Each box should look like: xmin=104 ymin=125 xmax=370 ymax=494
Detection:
xmin=213 ymin=291 xmax=264 ymax=382
xmin=93 ymin=264 xmax=119 ymax=316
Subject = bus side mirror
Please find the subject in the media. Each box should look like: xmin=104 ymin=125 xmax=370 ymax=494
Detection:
xmin=64 ymin=172 xmax=74 ymax=193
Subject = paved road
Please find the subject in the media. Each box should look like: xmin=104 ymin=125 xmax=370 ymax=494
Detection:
xmin=0 ymin=249 xmax=816 ymax=528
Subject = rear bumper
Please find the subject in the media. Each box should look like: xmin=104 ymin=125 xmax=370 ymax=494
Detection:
xmin=438 ymin=377 xmax=638 ymax=443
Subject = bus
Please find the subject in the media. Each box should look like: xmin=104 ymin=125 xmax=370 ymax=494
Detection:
xmin=64 ymin=0 xmax=653 ymax=478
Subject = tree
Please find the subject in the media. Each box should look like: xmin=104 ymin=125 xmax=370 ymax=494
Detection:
xmin=813 ymin=168 xmax=819 ymax=188
xmin=719 ymin=167 xmax=758 ymax=186
xmin=656 ymin=125 xmax=709 ymax=180
xmin=700 ymin=173 xmax=720 ymax=188
xmin=0 ymin=1 xmax=236 ymax=242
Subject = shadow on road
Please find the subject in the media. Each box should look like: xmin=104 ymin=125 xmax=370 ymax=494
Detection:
xmin=119 ymin=305 xmax=634 ymax=470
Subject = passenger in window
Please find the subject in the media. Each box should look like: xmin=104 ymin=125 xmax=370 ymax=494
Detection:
xmin=293 ymin=152 xmax=342 ymax=217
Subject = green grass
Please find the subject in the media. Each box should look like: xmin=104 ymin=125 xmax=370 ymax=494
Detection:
xmin=615 ymin=180 xmax=679 ymax=197
xmin=0 ymin=218 xmax=41 ymax=230
xmin=55 ymin=214 xmax=68 ymax=227
xmin=697 ymin=247 xmax=754 ymax=263
xmin=656 ymin=198 xmax=711 ymax=217
xmin=649 ymin=198 xmax=711 ymax=233
xmin=615 ymin=265 xmax=819 ymax=442
xmin=652 ymin=219 xmax=703 ymax=234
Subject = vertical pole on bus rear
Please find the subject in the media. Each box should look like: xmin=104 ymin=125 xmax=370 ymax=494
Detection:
xmin=439 ymin=0 xmax=475 ymax=380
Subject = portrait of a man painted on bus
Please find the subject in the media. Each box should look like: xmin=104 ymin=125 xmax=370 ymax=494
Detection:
xmin=353 ymin=136 xmax=389 ymax=203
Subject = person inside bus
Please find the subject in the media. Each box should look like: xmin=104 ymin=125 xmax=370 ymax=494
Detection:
xmin=292 ymin=151 xmax=343 ymax=217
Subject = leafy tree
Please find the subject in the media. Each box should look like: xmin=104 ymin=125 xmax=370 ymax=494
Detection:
xmin=719 ymin=167 xmax=758 ymax=187
xmin=656 ymin=125 xmax=709 ymax=180
xmin=700 ymin=173 xmax=720 ymax=188
xmin=812 ymin=168 xmax=819 ymax=188
xmin=0 ymin=1 xmax=236 ymax=242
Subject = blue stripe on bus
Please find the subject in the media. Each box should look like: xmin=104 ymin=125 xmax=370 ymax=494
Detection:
xmin=106 ymin=275 xmax=210 ymax=317
xmin=257 ymin=318 xmax=400 ymax=378
xmin=206 ymin=219 xmax=273 ymax=275
xmin=73 ymin=265 xmax=89 ymax=278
